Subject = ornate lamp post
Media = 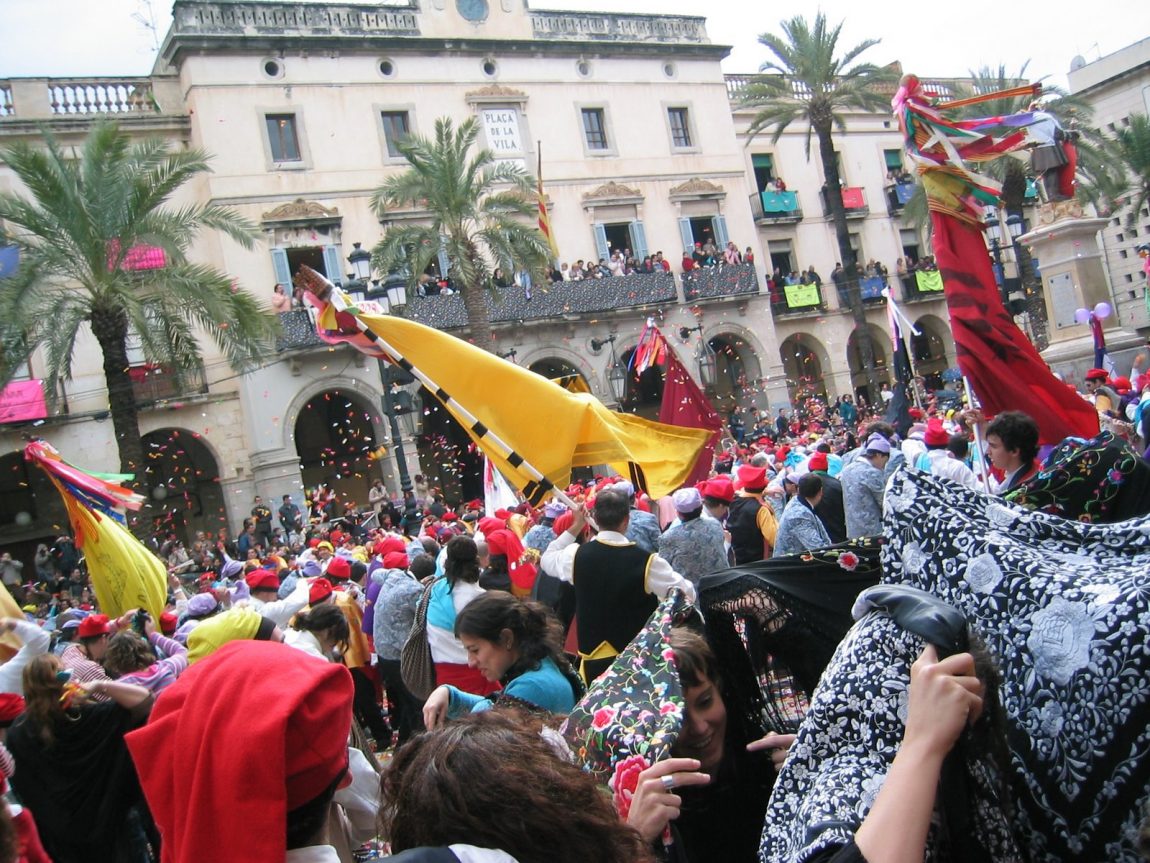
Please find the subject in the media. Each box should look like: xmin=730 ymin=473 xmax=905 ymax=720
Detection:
xmin=679 ymin=324 xmax=717 ymax=388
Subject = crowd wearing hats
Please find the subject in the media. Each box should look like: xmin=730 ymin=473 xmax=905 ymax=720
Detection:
xmin=1 ymin=349 xmax=1150 ymax=862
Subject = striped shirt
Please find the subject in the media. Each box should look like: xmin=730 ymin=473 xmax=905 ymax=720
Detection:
xmin=118 ymin=633 xmax=189 ymax=696
xmin=59 ymin=643 xmax=111 ymax=702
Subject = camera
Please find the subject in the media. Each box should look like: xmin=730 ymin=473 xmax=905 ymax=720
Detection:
xmin=132 ymin=609 xmax=150 ymax=635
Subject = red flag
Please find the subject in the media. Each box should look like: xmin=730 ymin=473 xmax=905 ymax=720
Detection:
xmin=536 ymin=147 xmax=560 ymax=263
xmin=931 ymin=213 xmax=1099 ymax=444
xmin=659 ymin=348 xmax=723 ymax=487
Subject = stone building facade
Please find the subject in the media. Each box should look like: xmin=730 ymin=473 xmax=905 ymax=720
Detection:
xmin=0 ymin=0 xmax=964 ymax=552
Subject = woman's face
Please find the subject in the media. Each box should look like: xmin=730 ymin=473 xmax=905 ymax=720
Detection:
xmin=675 ymin=675 xmax=727 ymax=775
xmin=460 ymin=632 xmax=517 ymax=682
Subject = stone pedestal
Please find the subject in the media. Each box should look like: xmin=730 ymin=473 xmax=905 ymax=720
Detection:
xmin=1020 ymin=202 xmax=1144 ymax=381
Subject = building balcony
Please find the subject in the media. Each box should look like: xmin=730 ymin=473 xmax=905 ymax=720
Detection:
xmin=820 ymin=186 xmax=868 ymax=219
xmin=885 ymin=181 xmax=916 ymax=214
xmin=900 ymin=271 xmax=946 ymax=303
xmin=0 ymin=379 xmax=55 ymax=425
xmin=769 ymin=283 xmax=827 ymax=318
xmin=0 ymin=76 xmax=189 ymax=135
xmin=277 ymin=308 xmax=326 ymax=351
xmin=749 ymin=190 xmax=803 ymax=224
xmin=682 ymin=263 xmax=759 ymax=302
xmin=130 ymin=363 xmax=208 ymax=405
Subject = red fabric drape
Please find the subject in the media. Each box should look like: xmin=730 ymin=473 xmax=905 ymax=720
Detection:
xmin=659 ymin=349 xmax=723 ymax=487
xmin=931 ymin=213 xmax=1099 ymax=444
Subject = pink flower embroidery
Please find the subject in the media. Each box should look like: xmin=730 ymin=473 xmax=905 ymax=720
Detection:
xmin=661 ymin=648 xmax=676 ymax=663
xmin=659 ymin=701 xmax=679 ymax=716
xmin=838 ymin=551 xmax=860 ymax=571
xmin=608 ymin=754 xmax=650 ymax=820
xmin=591 ymin=707 xmax=617 ymax=731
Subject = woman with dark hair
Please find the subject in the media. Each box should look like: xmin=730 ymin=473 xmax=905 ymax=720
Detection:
xmin=381 ymin=710 xmax=653 ymax=863
xmin=285 ymin=602 xmax=351 ymax=662
xmin=426 ymin=536 xmax=496 ymax=696
xmin=8 ymin=654 xmax=152 ymax=863
xmin=422 ymin=592 xmax=583 ymax=725
xmin=624 ymin=626 xmax=792 ymax=863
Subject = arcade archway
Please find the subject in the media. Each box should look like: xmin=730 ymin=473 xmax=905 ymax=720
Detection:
xmin=912 ymin=314 xmax=954 ymax=391
xmin=141 ymin=429 xmax=226 ymax=542
xmin=847 ymin=324 xmax=892 ymax=405
xmin=708 ymin=332 xmax=762 ymax=417
xmin=779 ymin=333 xmax=831 ymax=404
xmin=294 ymin=389 xmax=380 ymax=510
xmin=529 ymin=357 xmax=590 ymax=392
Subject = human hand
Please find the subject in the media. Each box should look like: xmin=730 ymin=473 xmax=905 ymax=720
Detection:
xmin=903 ymin=645 xmax=983 ymax=761
xmin=570 ymin=504 xmax=587 ymax=536
xmin=625 ymin=757 xmax=711 ymax=844
xmin=142 ymin=614 xmax=156 ymax=638
xmin=746 ymin=731 xmax=797 ymax=771
xmin=422 ymin=685 xmax=451 ymax=730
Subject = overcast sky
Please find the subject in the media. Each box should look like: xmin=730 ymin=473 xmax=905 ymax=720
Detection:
xmin=3 ymin=0 xmax=1147 ymax=90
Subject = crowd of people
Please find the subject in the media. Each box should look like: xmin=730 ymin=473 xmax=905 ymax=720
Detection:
xmin=0 ymin=351 xmax=1148 ymax=862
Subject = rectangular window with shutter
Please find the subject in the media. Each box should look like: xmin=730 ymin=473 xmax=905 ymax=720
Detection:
xmin=381 ymin=111 xmax=411 ymax=158
xmin=582 ymin=108 xmax=608 ymax=150
xmin=668 ymin=108 xmax=691 ymax=148
xmin=265 ymin=114 xmax=301 ymax=162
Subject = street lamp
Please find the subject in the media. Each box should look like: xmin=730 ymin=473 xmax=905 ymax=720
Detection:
xmin=679 ymin=324 xmax=717 ymax=388
xmin=982 ymin=205 xmax=1011 ymax=308
xmin=368 ymin=267 xmax=419 ymax=533
xmin=591 ymin=334 xmax=626 ymax=404
xmin=348 ymin=242 xmax=372 ymax=281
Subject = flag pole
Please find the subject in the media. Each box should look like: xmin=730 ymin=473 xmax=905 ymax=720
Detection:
xmin=318 ymin=271 xmax=584 ymax=512
xmin=963 ymin=375 xmax=994 ymax=494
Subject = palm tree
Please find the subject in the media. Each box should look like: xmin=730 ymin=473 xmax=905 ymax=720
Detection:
xmin=0 ymin=121 xmax=278 ymax=479
xmin=370 ymin=116 xmax=552 ymax=353
xmin=741 ymin=14 xmax=896 ymax=402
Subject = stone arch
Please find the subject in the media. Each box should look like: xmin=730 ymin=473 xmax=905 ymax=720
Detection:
xmin=703 ymin=326 xmax=764 ymax=417
xmin=847 ymin=323 xmax=892 ymax=401
xmin=618 ymin=343 xmax=665 ymax=421
xmin=523 ymin=348 xmax=593 ymax=393
xmin=282 ymin=375 xmax=387 ymax=454
xmin=291 ymin=386 xmax=383 ymax=509
xmin=140 ymin=427 xmax=227 ymax=542
xmin=779 ymin=332 xmax=832 ymax=404
xmin=911 ymin=313 xmax=954 ymax=390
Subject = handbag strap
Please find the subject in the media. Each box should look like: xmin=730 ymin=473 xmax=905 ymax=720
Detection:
xmin=413 ymin=579 xmax=435 ymax=629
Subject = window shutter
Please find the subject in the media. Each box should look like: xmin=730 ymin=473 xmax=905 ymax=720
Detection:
xmin=271 ymin=248 xmax=292 ymax=288
xmin=712 ymin=215 xmax=729 ymax=247
xmin=593 ymin=223 xmax=609 ymax=262
xmin=322 ymin=245 xmax=343 ymax=286
xmin=629 ymin=221 xmax=648 ymax=261
xmin=678 ymin=218 xmax=694 ymax=251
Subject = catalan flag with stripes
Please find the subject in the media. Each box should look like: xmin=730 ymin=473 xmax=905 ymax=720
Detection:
xmin=537 ymin=147 xmax=561 ymax=263
xmin=24 ymin=440 xmax=167 ymax=619
xmin=299 ymin=268 xmax=710 ymax=504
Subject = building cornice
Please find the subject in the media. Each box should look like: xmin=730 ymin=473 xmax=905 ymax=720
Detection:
xmin=160 ymin=1 xmax=729 ymax=66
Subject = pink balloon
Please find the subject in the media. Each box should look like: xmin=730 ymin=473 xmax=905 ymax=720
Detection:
xmin=1093 ymin=302 xmax=1112 ymax=319
xmin=1074 ymin=308 xmax=1091 ymax=325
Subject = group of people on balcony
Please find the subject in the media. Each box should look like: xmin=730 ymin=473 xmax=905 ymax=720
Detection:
xmin=681 ymin=240 xmax=755 ymax=272
xmin=546 ymin=249 xmax=674 ymax=283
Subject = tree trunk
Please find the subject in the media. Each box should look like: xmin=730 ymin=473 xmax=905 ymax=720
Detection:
xmin=459 ymin=242 xmax=496 ymax=353
xmin=815 ymin=115 xmax=882 ymax=403
xmin=90 ymin=306 xmax=146 ymax=481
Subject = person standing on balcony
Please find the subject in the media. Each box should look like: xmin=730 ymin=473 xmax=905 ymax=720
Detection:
xmin=724 ymin=242 xmax=741 ymax=266
xmin=806 ymin=265 xmax=822 ymax=287
xmin=270 ymin=283 xmax=292 ymax=313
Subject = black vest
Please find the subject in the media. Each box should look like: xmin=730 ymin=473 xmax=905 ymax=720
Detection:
xmin=728 ymin=495 xmax=766 ymax=564
xmin=572 ymin=539 xmax=657 ymax=656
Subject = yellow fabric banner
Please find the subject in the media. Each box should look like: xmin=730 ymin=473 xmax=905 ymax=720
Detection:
xmin=316 ymin=301 xmax=711 ymax=500
xmin=43 ymin=474 xmax=168 ymax=619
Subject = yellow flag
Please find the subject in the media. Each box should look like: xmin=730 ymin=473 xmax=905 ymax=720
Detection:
xmin=24 ymin=441 xmax=167 ymax=619
xmin=51 ymin=479 xmax=168 ymax=619
xmin=0 ymin=584 xmax=25 ymax=662
xmin=313 ymin=296 xmax=711 ymax=502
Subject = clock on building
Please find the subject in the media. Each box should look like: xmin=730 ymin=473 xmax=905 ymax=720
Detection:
xmin=456 ymin=0 xmax=488 ymax=22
